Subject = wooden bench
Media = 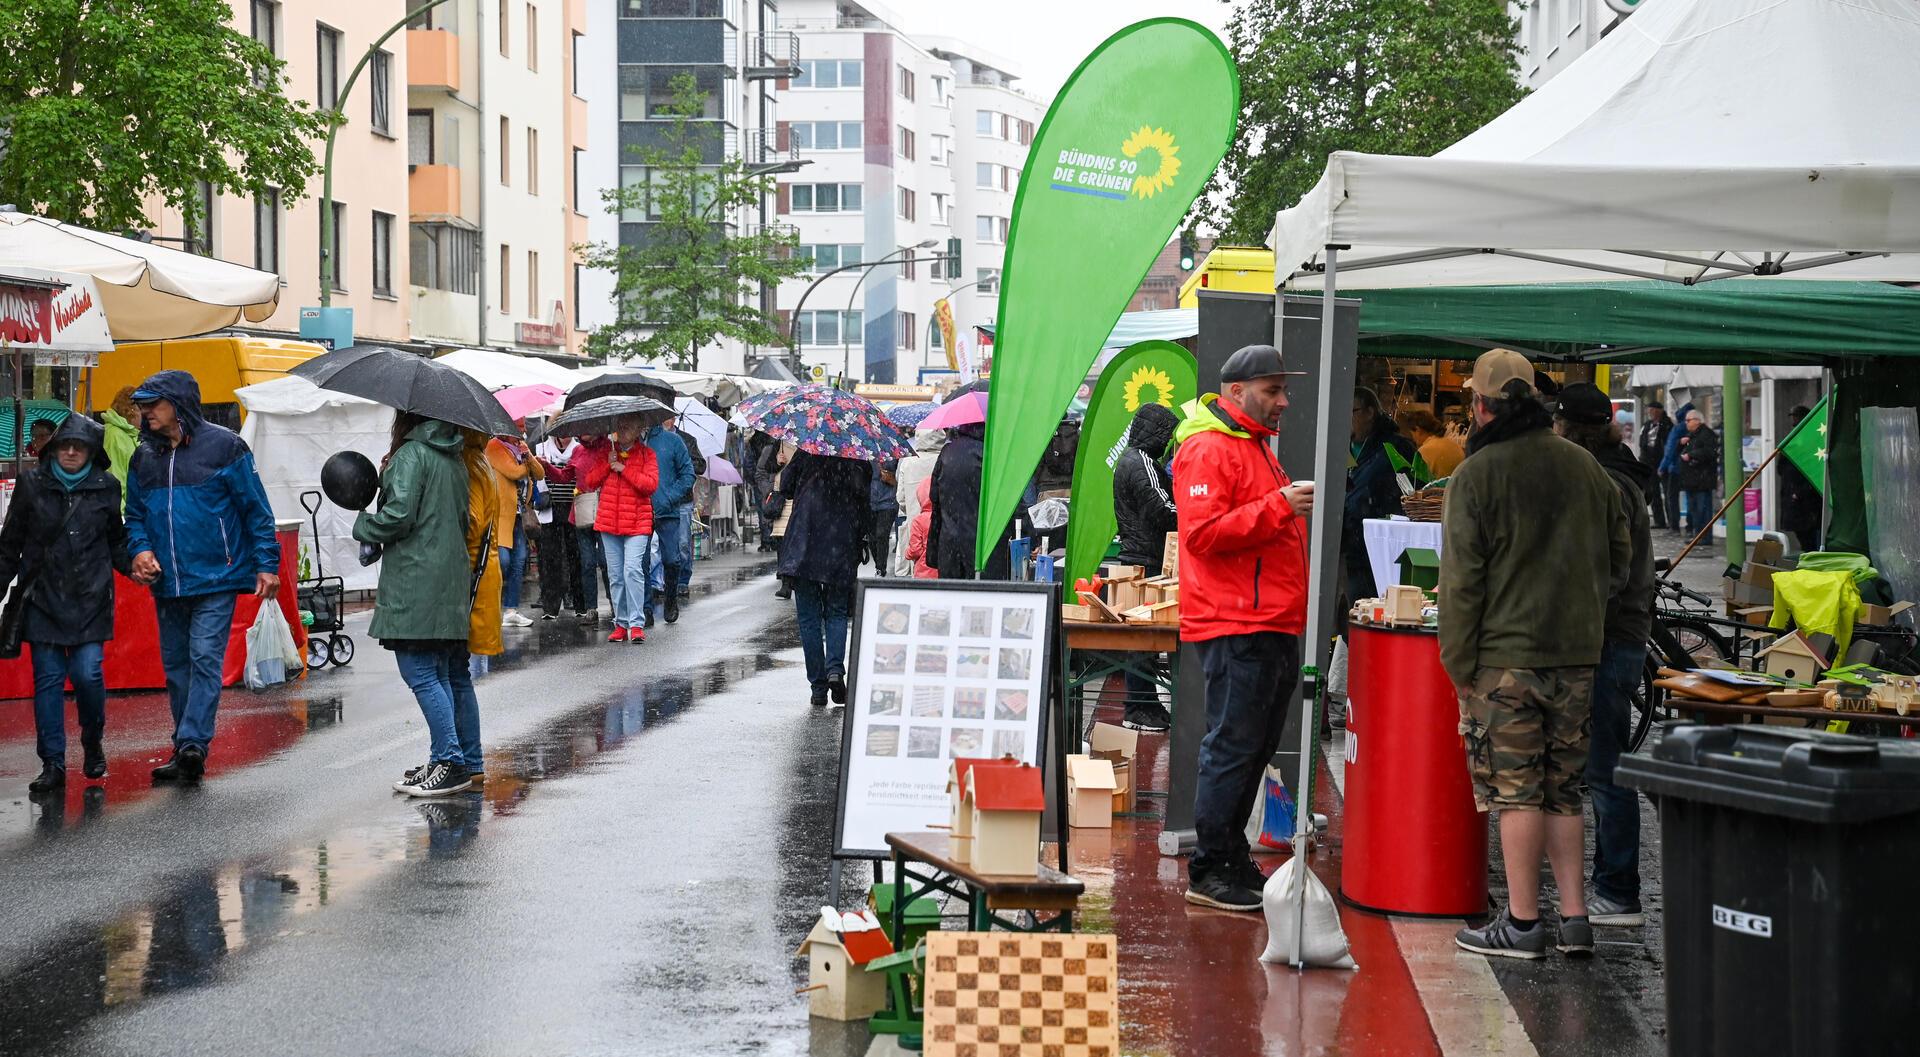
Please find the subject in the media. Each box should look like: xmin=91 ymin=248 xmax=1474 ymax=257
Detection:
xmin=884 ymin=831 xmax=1085 ymax=936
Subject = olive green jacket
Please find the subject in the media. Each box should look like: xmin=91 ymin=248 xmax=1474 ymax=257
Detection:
xmin=354 ymin=420 xmax=472 ymax=644
xmin=1437 ymin=428 xmax=1631 ymax=687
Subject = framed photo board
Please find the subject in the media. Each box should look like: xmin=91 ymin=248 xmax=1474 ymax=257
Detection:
xmin=833 ymin=579 xmax=1062 ymax=860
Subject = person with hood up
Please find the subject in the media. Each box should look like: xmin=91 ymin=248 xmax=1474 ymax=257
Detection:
xmin=124 ymin=370 xmax=281 ymax=783
xmin=926 ymin=422 xmax=1015 ymax=580
xmin=902 ymin=477 xmax=938 ymax=578
xmin=889 ymin=428 xmax=946 ymax=576
xmin=1111 ymin=401 xmax=1181 ymax=731
xmin=0 ymin=415 xmax=133 ymax=792
xmin=643 ymin=420 xmax=695 ymax=627
xmin=1344 ymin=386 xmax=1419 ymax=602
xmin=102 ymin=387 xmax=142 ymax=504
xmin=1657 ymin=400 xmax=1694 ymax=533
xmin=1552 ymin=383 xmax=1657 ymax=932
xmin=778 ymin=451 xmax=871 ymax=707
xmin=1168 ymin=344 xmax=1314 ymax=912
xmin=355 ymin=413 xmax=478 ymax=798
xmin=584 ymin=416 xmax=660 ymax=642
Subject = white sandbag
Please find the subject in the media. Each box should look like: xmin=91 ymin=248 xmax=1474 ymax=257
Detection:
xmin=1258 ymin=855 xmax=1357 ymax=969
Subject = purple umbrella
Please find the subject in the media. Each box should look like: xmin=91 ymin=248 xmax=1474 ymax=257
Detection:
xmin=702 ymin=455 xmax=744 ymax=485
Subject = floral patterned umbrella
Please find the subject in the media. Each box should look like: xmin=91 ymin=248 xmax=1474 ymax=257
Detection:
xmin=732 ymin=383 xmax=914 ymax=461
xmin=886 ymin=401 xmax=940 ymax=429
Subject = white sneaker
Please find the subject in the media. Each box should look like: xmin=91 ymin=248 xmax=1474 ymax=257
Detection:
xmin=501 ymin=610 xmax=533 ymax=628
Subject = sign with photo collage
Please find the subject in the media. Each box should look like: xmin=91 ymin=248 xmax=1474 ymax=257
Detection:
xmin=833 ymin=580 xmax=1057 ymax=858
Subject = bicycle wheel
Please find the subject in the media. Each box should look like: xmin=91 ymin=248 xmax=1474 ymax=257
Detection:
xmin=1663 ymin=617 xmax=1734 ymax=666
xmin=1628 ymin=654 xmax=1662 ymax=753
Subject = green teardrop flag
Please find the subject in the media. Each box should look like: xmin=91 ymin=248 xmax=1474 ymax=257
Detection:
xmin=1780 ymin=396 xmax=1830 ymax=496
xmin=976 ymin=19 xmax=1238 ymax=569
xmin=1065 ymin=340 xmax=1198 ymax=587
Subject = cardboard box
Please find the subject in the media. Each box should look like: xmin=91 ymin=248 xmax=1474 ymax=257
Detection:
xmin=1065 ymin=755 xmax=1119 ymax=829
xmin=1859 ymin=601 xmax=1915 ymax=626
xmin=1750 ymin=538 xmax=1784 ymax=566
xmin=1723 ymin=579 xmax=1773 ymax=607
xmin=1089 ymin=723 xmax=1137 ymax=801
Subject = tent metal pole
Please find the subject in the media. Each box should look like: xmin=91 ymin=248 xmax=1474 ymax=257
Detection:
xmin=1607 ymin=250 xmax=1756 ymax=275
xmin=1488 ymin=250 xmax=1683 ymax=284
xmin=1291 ymin=245 xmax=1342 ymax=969
xmin=1690 ymin=251 xmax=1886 ymax=283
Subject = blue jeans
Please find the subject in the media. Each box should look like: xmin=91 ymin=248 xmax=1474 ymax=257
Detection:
xmin=155 ymin=593 xmax=238 ymax=754
xmin=646 ymin=514 xmax=687 ymax=614
xmin=601 ymin=532 xmax=650 ymax=629
xmin=449 ymin=652 xmax=484 ymax=770
xmin=499 ymin=521 xmax=528 ymax=610
xmin=574 ymin=524 xmax=602 ymax=610
xmin=1587 ymin=639 xmax=1647 ymax=904
xmin=394 ymin=649 xmax=461 ymax=764
xmin=1685 ymin=489 xmax=1714 ymax=539
xmin=792 ymin=579 xmax=851 ymax=690
xmin=31 ymin=641 xmax=107 ymax=764
xmin=1191 ymin=632 xmax=1300 ymax=880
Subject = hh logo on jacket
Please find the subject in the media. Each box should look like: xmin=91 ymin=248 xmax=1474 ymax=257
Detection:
xmin=1188 ymin=484 xmax=1209 ymax=497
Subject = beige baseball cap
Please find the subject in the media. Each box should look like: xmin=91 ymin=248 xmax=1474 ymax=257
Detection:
xmin=1469 ymin=348 xmax=1535 ymax=396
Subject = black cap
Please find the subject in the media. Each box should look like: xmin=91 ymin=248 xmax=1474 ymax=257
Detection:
xmin=1555 ymin=382 xmax=1613 ymax=425
xmin=1220 ymin=344 xmax=1305 ymax=383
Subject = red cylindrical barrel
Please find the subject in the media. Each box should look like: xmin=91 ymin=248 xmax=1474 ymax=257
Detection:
xmin=1341 ymin=622 xmax=1489 ymax=916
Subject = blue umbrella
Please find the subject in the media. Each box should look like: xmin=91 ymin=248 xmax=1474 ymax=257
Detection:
xmin=733 ymin=383 xmax=913 ymax=461
xmin=886 ymin=402 xmax=939 ymax=429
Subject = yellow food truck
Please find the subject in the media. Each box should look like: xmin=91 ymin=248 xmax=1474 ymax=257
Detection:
xmin=89 ymin=336 xmax=327 ymax=429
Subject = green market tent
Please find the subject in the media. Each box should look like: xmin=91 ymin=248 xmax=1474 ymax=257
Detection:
xmin=0 ymin=400 xmax=74 ymax=460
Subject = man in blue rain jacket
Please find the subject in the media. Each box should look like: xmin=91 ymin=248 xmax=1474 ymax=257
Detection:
xmin=124 ymin=370 xmax=281 ymax=782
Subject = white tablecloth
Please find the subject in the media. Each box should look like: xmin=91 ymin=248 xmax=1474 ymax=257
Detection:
xmin=1363 ymin=518 xmax=1444 ymax=596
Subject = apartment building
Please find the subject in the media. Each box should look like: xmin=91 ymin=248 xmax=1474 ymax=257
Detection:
xmin=1513 ymin=0 xmax=1637 ymax=90
xmin=575 ymin=0 xmax=797 ymax=373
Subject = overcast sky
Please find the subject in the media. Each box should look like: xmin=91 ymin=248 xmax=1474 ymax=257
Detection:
xmin=886 ymin=0 xmax=1236 ymax=97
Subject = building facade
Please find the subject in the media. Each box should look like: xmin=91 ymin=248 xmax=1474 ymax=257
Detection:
xmin=1512 ymin=0 xmax=1633 ymax=90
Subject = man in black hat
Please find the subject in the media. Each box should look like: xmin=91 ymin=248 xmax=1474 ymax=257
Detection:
xmin=1168 ymin=344 xmax=1315 ymax=911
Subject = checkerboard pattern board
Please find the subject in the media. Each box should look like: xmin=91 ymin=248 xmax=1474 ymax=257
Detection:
xmin=923 ymin=932 xmax=1119 ymax=1057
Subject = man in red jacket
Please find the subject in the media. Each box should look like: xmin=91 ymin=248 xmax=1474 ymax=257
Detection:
xmin=1170 ymin=344 xmax=1315 ymax=911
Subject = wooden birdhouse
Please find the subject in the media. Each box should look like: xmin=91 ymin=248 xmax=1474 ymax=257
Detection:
xmin=794 ymin=908 xmax=894 ymax=1021
xmin=1066 ymin=755 xmax=1118 ymax=829
xmin=947 ymin=757 xmax=1016 ymax=865
xmin=1756 ymin=630 xmax=1828 ymax=684
xmin=968 ymin=762 xmax=1045 ymax=876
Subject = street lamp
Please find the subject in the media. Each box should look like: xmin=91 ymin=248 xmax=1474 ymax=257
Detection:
xmin=786 ymin=251 xmax=956 ymax=375
xmin=842 ymin=238 xmax=938 ymax=382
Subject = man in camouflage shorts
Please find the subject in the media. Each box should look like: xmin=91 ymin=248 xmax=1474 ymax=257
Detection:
xmin=1437 ymin=351 xmax=1630 ymax=961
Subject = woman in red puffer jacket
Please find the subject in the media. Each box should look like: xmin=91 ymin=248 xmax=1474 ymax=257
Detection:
xmin=582 ymin=417 xmax=658 ymax=641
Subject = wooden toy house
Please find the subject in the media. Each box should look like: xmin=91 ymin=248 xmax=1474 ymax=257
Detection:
xmin=794 ymin=908 xmax=894 ymax=1020
xmin=967 ymin=762 xmax=1045 ymax=876
xmin=1383 ymin=584 xmax=1427 ymax=625
xmin=1756 ymin=630 xmax=1827 ymax=684
xmin=1066 ymin=755 xmax=1119 ymax=829
xmin=1396 ymin=547 xmax=1441 ymax=591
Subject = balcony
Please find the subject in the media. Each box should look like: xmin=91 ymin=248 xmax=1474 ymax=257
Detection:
xmin=409 ymin=164 xmax=461 ymax=218
xmin=742 ymin=31 xmax=801 ymax=80
xmin=742 ymin=127 xmax=798 ymax=169
xmin=407 ymin=29 xmax=460 ymax=92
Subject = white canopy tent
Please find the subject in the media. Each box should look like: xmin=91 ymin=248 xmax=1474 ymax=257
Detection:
xmin=0 ymin=213 xmax=281 ymax=339
xmin=434 ymin=347 xmax=582 ymax=391
xmin=237 ymin=376 xmax=393 ymax=591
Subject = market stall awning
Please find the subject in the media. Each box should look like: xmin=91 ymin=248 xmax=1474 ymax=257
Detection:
xmin=975 ymin=307 xmax=1200 ymax=352
xmin=0 ymin=213 xmax=281 ymax=340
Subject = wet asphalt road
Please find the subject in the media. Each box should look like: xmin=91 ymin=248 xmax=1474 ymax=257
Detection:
xmin=0 ymin=554 xmax=873 ymax=1057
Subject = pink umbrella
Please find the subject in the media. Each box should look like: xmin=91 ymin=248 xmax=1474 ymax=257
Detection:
xmin=702 ymin=455 xmax=744 ymax=485
xmin=917 ymin=391 xmax=988 ymax=432
xmin=495 ymin=383 xmax=567 ymax=422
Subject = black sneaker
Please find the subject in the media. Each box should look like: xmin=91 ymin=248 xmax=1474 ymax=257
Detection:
xmin=28 ymin=761 xmax=66 ymax=793
xmin=575 ymin=609 xmax=598 ymax=624
xmin=82 ymin=742 xmax=107 ymax=780
xmin=664 ymin=593 xmax=680 ymax=624
xmin=542 ymin=611 xmax=559 ymax=622
xmin=177 ymin=744 xmax=206 ymax=781
xmin=828 ymin=676 xmax=848 ymax=705
xmin=395 ymin=761 xmax=434 ymax=792
xmin=404 ymin=761 xmax=472 ymax=798
xmin=1123 ymin=702 xmax=1172 ymax=732
xmin=1456 ymin=910 xmax=1549 ymax=960
xmin=774 ymin=581 xmax=793 ymax=600
xmin=1227 ymin=859 xmax=1270 ymax=893
xmin=1184 ymin=873 xmax=1262 ymax=912
xmin=151 ymin=754 xmax=186 ymax=782
xmin=810 ymin=685 xmax=829 ymax=708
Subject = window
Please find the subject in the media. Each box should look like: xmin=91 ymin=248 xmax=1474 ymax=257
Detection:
xmin=410 ymin=223 xmax=478 ymax=293
xmin=369 ymin=50 xmax=392 ymax=134
xmin=371 ymin=212 xmax=394 ymax=295
xmin=929 ymin=134 xmax=948 ymax=165
xmin=788 ymin=121 xmax=860 ymax=150
xmin=798 ymin=243 xmax=862 ymax=273
xmin=527 ymin=127 xmax=539 ymax=194
xmin=573 ymin=264 xmax=584 ymax=327
xmin=250 ymin=0 xmax=278 ymax=51
xmin=931 ymin=318 xmax=944 ymax=349
xmin=407 ymin=109 xmax=434 ymax=164
xmin=407 ymin=3 xmax=456 ymax=29
xmin=932 ymin=76 xmax=948 ymax=107
xmin=253 ymin=188 xmax=280 ymax=273
xmin=1003 ymin=166 xmax=1017 ymax=192
xmin=976 ymin=267 xmax=1000 ymax=289
xmin=897 ymin=65 xmax=914 ymax=101
xmin=622 ymin=0 xmax=725 ymax=15
xmin=321 ymin=200 xmax=345 ymax=291
xmin=316 ymin=25 xmax=341 ymax=110
xmin=499 ymin=116 xmax=511 ymax=184
xmin=975 ymin=109 xmax=995 ymax=136
xmin=619 ymin=66 xmax=724 ymax=120
xmin=899 ymin=311 xmax=916 ymax=351
xmin=976 ymin=162 xmax=995 ymax=189
xmin=931 ymin=192 xmax=948 ymax=226
xmin=976 ymin=215 xmax=1009 ymax=243
xmin=897 ymin=125 xmax=914 ymax=161
xmin=189 ymin=181 xmax=217 ymax=257
xmin=527 ymin=250 xmax=540 ymax=316
xmin=788 ymin=183 xmax=862 ymax=213
xmin=499 ymin=244 xmax=511 ymax=314
xmin=498 ymin=0 xmax=510 ymax=56
xmin=571 ymin=32 xmax=584 ymax=94
xmin=794 ymin=309 xmax=862 ymax=346
xmin=897 ymin=187 xmax=914 ymax=222
xmin=1017 ymin=119 xmax=1034 ymax=146
xmin=571 ymin=146 xmax=584 ymax=212
xmin=526 ymin=4 xmax=538 ymax=70
xmin=790 ymin=59 xmax=861 ymax=88
xmin=898 ymin=249 xmax=915 ymax=281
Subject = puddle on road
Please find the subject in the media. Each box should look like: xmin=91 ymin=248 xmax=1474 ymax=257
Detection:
xmin=0 ymin=629 xmax=795 ymax=1054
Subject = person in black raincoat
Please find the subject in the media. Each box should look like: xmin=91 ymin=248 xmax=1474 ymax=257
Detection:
xmin=777 ymin=450 xmax=871 ymax=707
xmin=1344 ymin=387 xmax=1418 ymax=602
xmin=0 ymin=415 xmax=133 ymax=792
xmin=925 ymin=422 xmax=1015 ymax=580
xmin=1110 ymin=401 xmax=1180 ymax=731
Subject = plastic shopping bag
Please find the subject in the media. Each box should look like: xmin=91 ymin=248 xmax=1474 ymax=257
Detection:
xmin=1243 ymin=765 xmax=1297 ymax=853
xmin=1259 ymin=855 xmax=1357 ymax=969
xmin=244 ymin=602 xmax=302 ymax=690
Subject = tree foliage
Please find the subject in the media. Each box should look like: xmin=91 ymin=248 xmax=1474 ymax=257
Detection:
xmin=1202 ymin=0 xmax=1526 ymax=245
xmin=0 ymin=0 xmax=325 ymax=235
xmin=582 ymin=73 xmax=805 ymax=369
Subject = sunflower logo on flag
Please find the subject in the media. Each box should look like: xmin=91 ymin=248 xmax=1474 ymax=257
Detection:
xmin=1122 ymin=365 xmax=1176 ymax=412
xmin=1122 ymin=126 xmax=1181 ymax=199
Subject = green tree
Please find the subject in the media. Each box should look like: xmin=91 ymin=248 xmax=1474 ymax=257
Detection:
xmin=0 ymin=0 xmax=325 ymax=236
xmin=1203 ymin=0 xmax=1526 ymax=244
xmin=583 ymin=72 xmax=805 ymax=368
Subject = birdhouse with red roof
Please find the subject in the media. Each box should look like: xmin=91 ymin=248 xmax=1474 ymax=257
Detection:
xmin=967 ymin=762 xmax=1045 ymax=876
xmin=947 ymin=756 xmax=1017 ymax=866
xmin=794 ymin=907 xmax=894 ymax=1020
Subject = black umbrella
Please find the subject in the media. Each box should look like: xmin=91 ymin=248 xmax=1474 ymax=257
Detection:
xmin=565 ymin=369 xmax=677 ymax=409
xmin=292 ymin=346 xmax=518 ymax=436
xmin=543 ymin=395 xmax=673 ymax=439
